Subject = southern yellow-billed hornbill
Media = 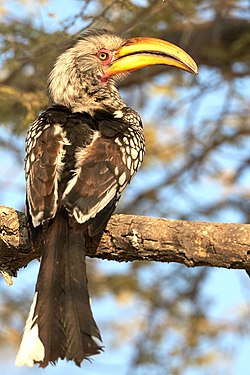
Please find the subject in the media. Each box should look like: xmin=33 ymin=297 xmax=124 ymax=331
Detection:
xmin=15 ymin=29 xmax=197 ymax=367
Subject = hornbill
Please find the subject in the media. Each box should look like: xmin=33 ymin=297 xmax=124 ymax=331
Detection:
xmin=15 ymin=29 xmax=197 ymax=368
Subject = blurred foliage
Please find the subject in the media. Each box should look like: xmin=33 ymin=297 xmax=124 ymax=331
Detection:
xmin=0 ymin=0 xmax=250 ymax=374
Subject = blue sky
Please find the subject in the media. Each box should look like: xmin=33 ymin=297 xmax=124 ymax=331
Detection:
xmin=1 ymin=1 xmax=250 ymax=374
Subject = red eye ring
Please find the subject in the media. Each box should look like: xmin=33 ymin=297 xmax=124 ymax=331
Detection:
xmin=97 ymin=49 xmax=113 ymax=64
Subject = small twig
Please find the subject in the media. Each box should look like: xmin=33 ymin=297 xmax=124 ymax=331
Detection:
xmin=0 ymin=270 xmax=13 ymax=286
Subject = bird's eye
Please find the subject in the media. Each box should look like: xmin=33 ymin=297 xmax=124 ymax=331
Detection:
xmin=99 ymin=52 xmax=108 ymax=60
xmin=97 ymin=49 xmax=112 ymax=64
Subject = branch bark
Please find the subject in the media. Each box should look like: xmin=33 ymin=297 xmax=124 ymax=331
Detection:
xmin=0 ymin=205 xmax=250 ymax=283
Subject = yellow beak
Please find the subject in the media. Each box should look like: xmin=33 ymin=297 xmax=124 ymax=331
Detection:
xmin=106 ymin=37 xmax=198 ymax=76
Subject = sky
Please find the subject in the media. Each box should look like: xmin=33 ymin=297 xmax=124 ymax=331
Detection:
xmin=1 ymin=1 xmax=250 ymax=374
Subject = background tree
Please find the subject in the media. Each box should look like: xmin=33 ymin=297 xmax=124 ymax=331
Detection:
xmin=0 ymin=0 xmax=250 ymax=374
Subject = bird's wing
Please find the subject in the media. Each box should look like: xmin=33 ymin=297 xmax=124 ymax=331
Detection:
xmin=26 ymin=109 xmax=140 ymax=234
xmin=25 ymin=113 xmax=69 ymax=228
xmin=62 ymin=121 xmax=132 ymax=231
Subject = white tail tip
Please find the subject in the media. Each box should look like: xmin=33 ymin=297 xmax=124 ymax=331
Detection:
xmin=15 ymin=292 xmax=45 ymax=367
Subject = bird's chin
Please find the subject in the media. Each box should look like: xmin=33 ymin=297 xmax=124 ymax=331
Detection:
xmin=99 ymin=73 xmax=109 ymax=84
xmin=100 ymin=71 xmax=129 ymax=85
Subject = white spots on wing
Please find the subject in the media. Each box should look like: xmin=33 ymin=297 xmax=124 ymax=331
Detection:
xmin=131 ymin=148 xmax=138 ymax=160
xmin=123 ymin=137 xmax=129 ymax=145
xmin=115 ymin=137 xmax=122 ymax=147
xmin=115 ymin=129 xmax=145 ymax=177
xmin=134 ymin=158 xmax=139 ymax=171
xmin=30 ymin=152 xmax=36 ymax=163
xmin=126 ymin=156 xmax=132 ymax=170
xmin=130 ymin=138 xmax=135 ymax=148
xmin=127 ymin=127 xmax=134 ymax=137
xmin=114 ymin=166 xmax=119 ymax=176
xmin=119 ymin=172 xmax=127 ymax=187
xmin=35 ymin=130 xmax=42 ymax=139
xmin=113 ymin=110 xmax=124 ymax=119
xmin=15 ymin=292 xmax=45 ymax=367
xmin=139 ymin=150 xmax=144 ymax=163
xmin=25 ymin=157 xmax=30 ymax=174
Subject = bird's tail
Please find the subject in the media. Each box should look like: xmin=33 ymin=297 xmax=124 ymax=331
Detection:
xmin=15 ymin=210 xmax=102 ymax=368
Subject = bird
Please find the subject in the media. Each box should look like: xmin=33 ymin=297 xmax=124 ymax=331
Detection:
xmin=15 ymin=28 xmax=197 ymax=368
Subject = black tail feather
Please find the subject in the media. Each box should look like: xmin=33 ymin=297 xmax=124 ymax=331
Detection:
xmin=35 ymin=212 xmax=68 ymax=367
xmin=64 ymin=226 xmax=102 ymax=365
xmin=16 ymin=210 xmax=102 ymax=368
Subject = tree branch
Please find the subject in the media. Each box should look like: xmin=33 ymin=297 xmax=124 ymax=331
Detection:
xmin=0 ymin=205 xmax=250 ymax=283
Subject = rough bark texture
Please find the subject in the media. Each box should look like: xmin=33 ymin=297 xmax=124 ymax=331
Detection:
xmin=1 ymin=205 xmax=250 ymax=283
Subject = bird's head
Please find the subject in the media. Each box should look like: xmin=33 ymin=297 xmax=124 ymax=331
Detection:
xmin=49 ymin=29 xmax=197 ymax=113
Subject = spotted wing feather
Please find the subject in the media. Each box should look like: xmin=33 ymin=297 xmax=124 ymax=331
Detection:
xmin=62 ymin=135 xmax=131 ymax=229
xmin=26 ymin=118 xmax=68 ymax=227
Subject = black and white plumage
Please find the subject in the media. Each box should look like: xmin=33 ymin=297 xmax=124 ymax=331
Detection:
xmin=15 ymin=29 xmax=197 ymax=367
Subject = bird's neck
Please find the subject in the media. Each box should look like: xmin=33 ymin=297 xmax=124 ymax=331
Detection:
xmin=48 ymin=63 xmax=126 ymax=116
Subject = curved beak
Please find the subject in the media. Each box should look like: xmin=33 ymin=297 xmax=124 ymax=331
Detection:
xmin=106 ymin=37 xmax=198 ymax=77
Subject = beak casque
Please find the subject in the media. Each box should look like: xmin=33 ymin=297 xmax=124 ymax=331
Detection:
xmin=106 ymin=37 xmax=198 ymax=76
